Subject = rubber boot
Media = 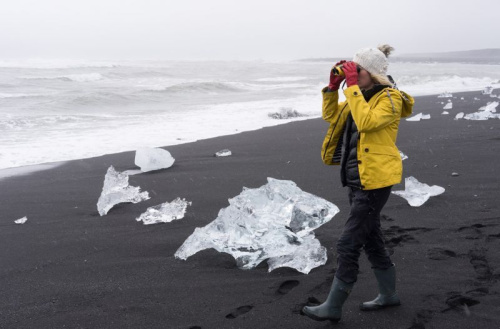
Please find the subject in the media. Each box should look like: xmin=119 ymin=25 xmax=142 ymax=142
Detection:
xmin=302 ymin=276 xmax=354 ymax=322
xmin=360 ymin=264 xmax=401 ymax=311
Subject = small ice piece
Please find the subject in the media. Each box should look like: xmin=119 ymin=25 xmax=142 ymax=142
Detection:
xmin=268 ymin=107 xmax=305 ymax=119
xmin=451 ymin=172 xmax=459 ymax=177
xmin=482 ymin=86 xmax=493 ymax=95
xmin=136 ymin=198 xmax=192 ymax=225
xmin=14 ymin=216 xmax=28 ymax=224
xmin=135 ymin=147 xmax=175 ymax=172
xmin=490 ymin=94 xmax=498 ymax=98
xmin=455 ymin=112 xmax=464 ymax=120
xmin=399 ymin=151 xmax=408 ymax=160
xmin=175 ymin=177 xmax=340 ymax=274
xmin=97 ymin=166 xmax=150 ymax=216
xmin=442 ymin=111 xmax=449 ymax=115
xmin=215 ymin=149 xmax=232 ymax=157
xmin=461 ymin=97 xmax=464 ymax=100
xmin=421 ymin=114 xmax=431 ymax=119
xmin=406 ymin=113 xmax=423 ymax=121
xmin=392 ymin=176 xmax=445 ymax=207
xmin=438 ymin=92 xmax=453 ymax=98
xmin=443 ymin=100 xmax=453 ymax=110
xmin=474 ymin=97 xmax=480 ymax=101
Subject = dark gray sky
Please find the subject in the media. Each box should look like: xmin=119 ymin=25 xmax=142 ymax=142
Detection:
xmin=1 ymin=0 xmax=498 ymax=60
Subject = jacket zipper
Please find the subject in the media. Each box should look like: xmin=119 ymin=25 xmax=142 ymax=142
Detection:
xmin=323 ymin=103 xmax=348 ymax=162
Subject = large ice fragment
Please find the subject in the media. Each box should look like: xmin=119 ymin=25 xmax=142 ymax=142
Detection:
xmin=175 ymin=177 xmax=339 ymax=274
xmin=97 ymin=166 xmax=150 ymax=216
xmin=135 ymin=147 xmax=175 ymax=172
xmin=406 ymin=113 xmax=430 ymax=121
xmin=136 ymin=198 xmax=192 ymax=225
xmin=14 ymin=216 xmax=28 ymax=224
xmin=392 ymin=176 xmax=445 ymax=207
xmin=463 ymin=101 xmax=500 ymax=120
xmin=268 ymin=107 xmax=305 ymax=119
xmin=438 ymin=92 xmax=453 ymax=98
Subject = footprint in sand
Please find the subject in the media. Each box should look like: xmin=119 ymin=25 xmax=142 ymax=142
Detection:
xmin=426 ymin=247 xmax=457 ymax=260
xmin=225 ymin=305 xmax=253 ymax=319
xmin=276 ymin=280 xmax=300 ymax=295
xmin=468 ymin=248 xmax=493 ymax=281
xmin=383 ymin=226 xmax=434 ymax=254
xmin=444 ymin=293 xmax=480 ymax=311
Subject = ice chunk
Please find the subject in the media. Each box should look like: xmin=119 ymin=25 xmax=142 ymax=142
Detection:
xmin=399 ymin=151 xmax=408 ymax=160
xmin=461 ymin=97 xmax=465 ymax=100
xmin=443 ymin=100 xmax=453 ymax=110
xmin=406 ymin=113 xmax=430 ymax=121
xmin=135 ymin=147 xmax=175 ymax=172
xmin=215 ymin=149 xmax=232 ymax=157
xmin=268 ymin=107 xmax=305 ymax=119
xmin=392 ymin=176 xmax=445 ymax=207
xmin=474 ymin=97 xmax=480 ymax=101
xmin=455 ymin=112 xmax=464 ymax=120
xmin=175 ymin=177 xmax=339 ymax=274
xmin=438 ymin=92 xmax=453 ymax=98
xmin=463 ymin=102 xmax=500 ymax=120
xmin=136 ymin=197 xmax=192 ymax=225
xmin=14 ymin=216 xmax=28 ymax=224
xmin=97 ymin=166 xmax=150 ymax=216
xmin=442 ymin=111 xmax=449 ymax=115
xmin=482 ymin=86 xmax=493 ymax=95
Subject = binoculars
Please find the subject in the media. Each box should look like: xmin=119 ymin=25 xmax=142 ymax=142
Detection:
xmin=332 ymin=63 xmax=361 ymax=77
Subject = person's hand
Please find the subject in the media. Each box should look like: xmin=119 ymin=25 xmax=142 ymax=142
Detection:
xmin=328 ymin=60 xmax=347 ymax=90
xmin=343 ymin=61 xmax=359 ymax=87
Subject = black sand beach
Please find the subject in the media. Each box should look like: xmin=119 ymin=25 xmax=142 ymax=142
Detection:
xmin=1 ymin=90 xmax=500 ymax=329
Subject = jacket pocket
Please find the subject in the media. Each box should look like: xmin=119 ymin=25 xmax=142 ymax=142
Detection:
xmin=359 ymin=144 xmax=402 ymax=186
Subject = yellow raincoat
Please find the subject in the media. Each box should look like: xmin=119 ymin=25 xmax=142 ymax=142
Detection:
xmin=321 ymin=85 xmax=415 ymax=190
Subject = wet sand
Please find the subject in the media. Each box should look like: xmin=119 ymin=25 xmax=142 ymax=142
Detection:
xmin=1 ymin=90 xmax=499 ymax=328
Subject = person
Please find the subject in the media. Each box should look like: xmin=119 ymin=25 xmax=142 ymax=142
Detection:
xmin=302 ymin=45 xmax=415 ymax=323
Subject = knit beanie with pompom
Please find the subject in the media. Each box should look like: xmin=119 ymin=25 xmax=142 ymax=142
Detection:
xmin=353 ymin=45 xmax=394 ymax=85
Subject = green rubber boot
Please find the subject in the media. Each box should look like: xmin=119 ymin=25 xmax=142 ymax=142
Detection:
xmin=302 ymin=276 xmax=354 ymax=322
xmin=360 ymin=264 xmax=401 ymax=311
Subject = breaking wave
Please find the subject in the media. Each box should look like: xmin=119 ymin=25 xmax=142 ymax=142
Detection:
xmin=23 ymin=73 xmax=104 ymax=82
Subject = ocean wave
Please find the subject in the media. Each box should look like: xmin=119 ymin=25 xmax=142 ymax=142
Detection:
xmin=0 ymin=59 xmax=118 ymax=69
xmin=68 ymin=91 xmax=133 ymax=105
xmin=0 ymin=114 xmax=121 ymax=130
xmin=255 ymin=76 xmax=308 ymax=82
xmin=23 ymin=73 xmax=104 ymax=82
xmin=397 ymin=75 xmax=500 ymax=96
xmin=0 ymin=92 xmax=49 ymax=99
xmin=144 ymin=81 xmax=244 ymax=94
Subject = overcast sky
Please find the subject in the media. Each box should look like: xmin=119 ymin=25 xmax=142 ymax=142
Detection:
xmin=1 ymin=0 xmax=499 ymax=61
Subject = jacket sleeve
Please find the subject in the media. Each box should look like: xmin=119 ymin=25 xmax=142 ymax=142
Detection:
xmin=343 ymin=85 xmax=402 ymax=133
xmin=322 ymin=86 xmax=347 ymax=122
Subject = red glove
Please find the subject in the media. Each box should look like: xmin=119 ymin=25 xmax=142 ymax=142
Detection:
xmin=342 ymin=61 xmax=359 ymax=87
xmin=328 ymin=60 xmax=346 ymax=90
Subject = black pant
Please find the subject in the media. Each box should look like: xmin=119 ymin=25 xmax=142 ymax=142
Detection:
xmin=335 ymin=185 xmax=393 ymax=284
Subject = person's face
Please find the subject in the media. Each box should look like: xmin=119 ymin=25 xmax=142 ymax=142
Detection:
xmin=357 ymin=67 xmax=374 ymax=89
